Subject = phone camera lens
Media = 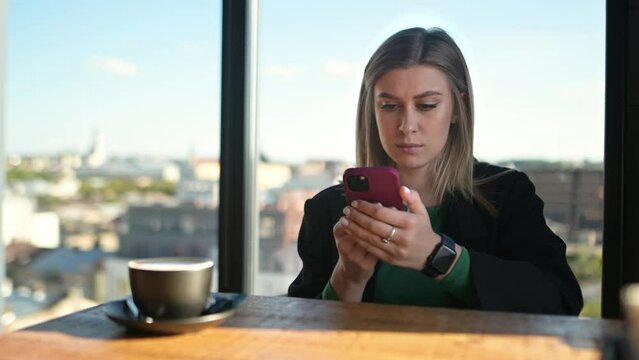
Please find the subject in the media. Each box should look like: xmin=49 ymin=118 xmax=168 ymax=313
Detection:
xmin=347 ymin=174 xmax=369 ymax=192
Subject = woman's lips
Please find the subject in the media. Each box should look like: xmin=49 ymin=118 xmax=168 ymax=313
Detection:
xmin=396 ymin=143 xmax=423 ymax=154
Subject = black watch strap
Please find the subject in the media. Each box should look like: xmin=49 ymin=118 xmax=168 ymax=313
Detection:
xmin=421 ymin=233 xmax=457 ymax=277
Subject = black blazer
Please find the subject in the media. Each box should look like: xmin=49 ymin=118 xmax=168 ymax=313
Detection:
xmin=287 ymin=162 xmax=584 ymax=315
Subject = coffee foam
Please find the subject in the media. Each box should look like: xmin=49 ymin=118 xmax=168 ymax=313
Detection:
xmin=129 ymin=258 xmax=214 ymax=271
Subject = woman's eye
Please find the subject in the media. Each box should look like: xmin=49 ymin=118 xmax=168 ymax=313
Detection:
xmin=416 ymin=103 xmax=438 ymax=111
xmin=380 ymin=103 xmax=399 ymax=111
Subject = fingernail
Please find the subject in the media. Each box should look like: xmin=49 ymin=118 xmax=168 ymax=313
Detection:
xmin=351 ymin=201 xmax=358 ymax=208
xmin=340 ymin=217 xmax=349 ymax=226
xmin=343 ymin=207 xmax=350 ymax=215
xmin=401 ymin=186 xmax=411 ymax=194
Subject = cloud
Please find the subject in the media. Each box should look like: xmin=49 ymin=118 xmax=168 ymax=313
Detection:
xmin=264 ymin=64 xmax=303 ymax=79
xmin=323 ymin=60 xmax=364 ymax=78
xmin=88 ymin=57 xmax=139 ymax=77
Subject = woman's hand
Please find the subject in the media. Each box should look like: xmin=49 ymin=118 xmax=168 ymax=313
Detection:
xmin=329 ymin=216 xmax=379 ymax=301
xmin=341 ymin=186 xmax=442 ymax=272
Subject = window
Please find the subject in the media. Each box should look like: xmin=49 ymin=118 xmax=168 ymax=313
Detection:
xmin=253 ymin=0 xmax=605 ymax=317
xmin=2 ymin=0 xmax=222 ymax=330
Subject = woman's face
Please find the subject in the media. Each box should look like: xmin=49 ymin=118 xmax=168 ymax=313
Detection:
xmin=373 ymin=65 xmax=455 ymax=174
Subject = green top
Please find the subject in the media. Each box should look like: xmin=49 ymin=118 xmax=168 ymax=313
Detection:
xmin=322 ymin=206 xmax=480 ymax=308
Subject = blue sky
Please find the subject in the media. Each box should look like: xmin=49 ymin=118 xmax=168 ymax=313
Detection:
xmin=6 ymin=0 xmax=605 ymax=163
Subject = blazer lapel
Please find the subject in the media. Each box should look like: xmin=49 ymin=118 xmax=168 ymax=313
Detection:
xmin=441 ymin=192 xmax=490 ymax=250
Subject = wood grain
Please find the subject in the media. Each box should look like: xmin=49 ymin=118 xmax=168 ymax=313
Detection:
xmin=0 ymin=295 xmax=623 ymax=360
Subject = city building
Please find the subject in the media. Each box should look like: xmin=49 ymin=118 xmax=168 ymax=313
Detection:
xmin=85 ymin=131 xmax=107 ymax=169
xmin=257 ymin=162 xmax=292 ymax=192
xmin=28 ymin=247 xmax=106 ymax=300
xmin=191 ymin=158 xmax=219 ymax=181
xmin=76 ymin=157 xmax=181 ymax=182
xmin=2 ymin=194 xmax=60 ymax=248
xmin=116 ymin=203 xmax=218 ymax=259
xmin=176 ymin=179 xmax=219 ymax=208
xmin=258 ymin=208 xmax=285 ymax=272
xmin=520 ymin=166 xmax=604 ymax=245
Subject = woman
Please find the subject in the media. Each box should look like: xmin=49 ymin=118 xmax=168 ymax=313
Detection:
xmin=287 ymin=27 xmax=583 ymax=315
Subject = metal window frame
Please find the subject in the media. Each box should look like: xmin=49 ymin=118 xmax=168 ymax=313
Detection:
xmin=602 ymin=0 xmax=639 ymax=319
xmin=0 ymin=0 xmax=631 ymax=323
xmin=215 ymin=0 xmax=639 ymax=314
xmin=218 ymin=0 xmax=259 ymax=293
xmin=602 ymin=0 xmax=625 ymax=319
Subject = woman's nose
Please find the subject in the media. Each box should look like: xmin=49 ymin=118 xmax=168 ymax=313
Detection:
xmin=398 ymin=109 xmax=418 ymax=134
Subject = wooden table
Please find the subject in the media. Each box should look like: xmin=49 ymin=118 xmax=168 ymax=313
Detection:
xmin=0 ymin=295 xmax=624 ymax=359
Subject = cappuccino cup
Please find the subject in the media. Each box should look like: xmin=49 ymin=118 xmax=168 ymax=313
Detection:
xmin=128 ymin=257 xmax=214 ymax=319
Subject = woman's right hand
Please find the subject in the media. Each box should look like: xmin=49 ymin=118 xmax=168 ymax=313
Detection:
xmin=329 ymin=216 xmax=379 ymax=301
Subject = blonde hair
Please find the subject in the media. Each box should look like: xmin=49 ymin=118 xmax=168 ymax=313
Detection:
xmin=358 ymin=27 xmax=484 ymax=203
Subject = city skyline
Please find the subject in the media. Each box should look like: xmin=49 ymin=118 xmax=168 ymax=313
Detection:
xmin=6 ymin=1 xmax=605 ymax=163
xmin=5 ymin=130 xmax=604 ymax=168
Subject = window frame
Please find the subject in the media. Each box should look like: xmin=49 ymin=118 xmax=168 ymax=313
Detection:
xmin=0 ymin=0 xmax=634 ymax=324
xmin=0 ymin=0 xmax=7 ymax=333
xmin=218 ymin=0 xmax=259 ymax=293
xmin=601 ymin=0 xmax=639 ymax=319
xmin=216 ymin=0 xmax=639 ymax=319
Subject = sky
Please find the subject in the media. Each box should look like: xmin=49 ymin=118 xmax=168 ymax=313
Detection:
xmin=5 ymin=0 xmax=605 ymax=164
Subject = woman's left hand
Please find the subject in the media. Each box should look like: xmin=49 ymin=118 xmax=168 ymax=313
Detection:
xmin=341 ymin=186 xmax=441 ymax=271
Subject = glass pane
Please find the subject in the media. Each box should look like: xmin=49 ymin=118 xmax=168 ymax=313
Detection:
xmin=254 ymin=0 xmax=605 ymax=317
xmin=3 ymin=0 xmax=222 ymax=331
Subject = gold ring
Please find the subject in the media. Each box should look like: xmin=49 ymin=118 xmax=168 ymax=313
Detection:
xmin=387 ymin=226 xmax=397 ymax=241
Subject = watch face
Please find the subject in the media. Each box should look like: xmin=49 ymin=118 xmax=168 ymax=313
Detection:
xmin=431 ymin=245 xmax=457 ymax=273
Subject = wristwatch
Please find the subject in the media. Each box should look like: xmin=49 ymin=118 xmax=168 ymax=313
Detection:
xmin=421 ymin=233 xmax=457 ymax=277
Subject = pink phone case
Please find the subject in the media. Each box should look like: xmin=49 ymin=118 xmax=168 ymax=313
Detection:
xmin=343 ymin=167 xmax=403 ymax=210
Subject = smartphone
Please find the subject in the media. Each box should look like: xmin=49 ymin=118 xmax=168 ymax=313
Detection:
xmin=343 ymin=167 xmax=403 ymax=210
